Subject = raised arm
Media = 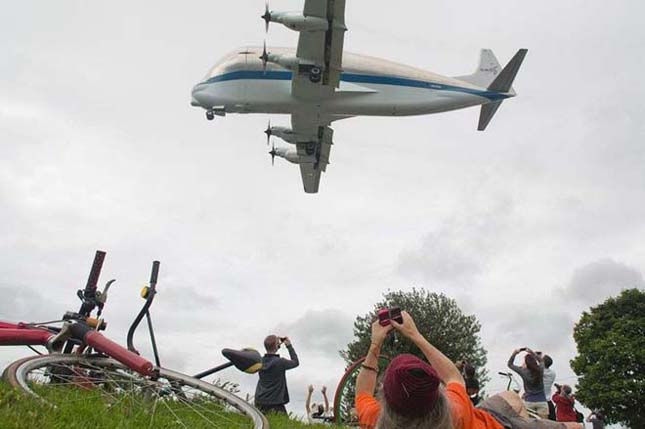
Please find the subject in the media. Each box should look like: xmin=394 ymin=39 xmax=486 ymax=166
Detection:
xmin=280 ymin=337 xmax=299 ymax=369
xmin=391 ymin=311 xmax=464 ymax=385
xmin=322 ymin=386 xmax=329 ymax=413
xmin=507 ymin=349 xmax=522 ymax=373
xmin=355 ymin=320 xmax=392 ymax=396
xmin=305 ymin=384 xmax=313 ymax=414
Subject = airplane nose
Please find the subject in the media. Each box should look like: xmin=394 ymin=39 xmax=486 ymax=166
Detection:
xmin=191 ymin=84 xmax=207 ymax=107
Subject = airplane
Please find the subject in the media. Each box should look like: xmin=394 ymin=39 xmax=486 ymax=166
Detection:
xmin=191 ymin=1 xmax=527 ymax=194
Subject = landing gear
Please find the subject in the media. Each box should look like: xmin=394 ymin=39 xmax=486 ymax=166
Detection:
xmin=206 ymin=109 xmax=215 ymax=121
xmin=309 ymin=67 xmax=322 ymax=83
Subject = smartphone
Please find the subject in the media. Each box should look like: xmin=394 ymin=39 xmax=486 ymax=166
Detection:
xmin=389 ymin=307 xmax=403 ymax=324
xmin=519 ymin=347 xmax=527 ymax=352
xmin=378 ymin=308 xmax=391 ymax=326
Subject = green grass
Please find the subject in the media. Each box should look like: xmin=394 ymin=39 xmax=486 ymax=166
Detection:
xmin=0 ymin=382 xmax=349 ymax=429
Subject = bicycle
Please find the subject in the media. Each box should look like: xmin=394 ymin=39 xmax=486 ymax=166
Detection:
xmin=498 ymin=371 xmax=522 ymax=393
xmin=497 ymin=371 xmax=541 ymax=419
xmin=0 ymin=250 xmax=268 ymax=429
xmin=332 ymin=354 xmax=390 ymax=426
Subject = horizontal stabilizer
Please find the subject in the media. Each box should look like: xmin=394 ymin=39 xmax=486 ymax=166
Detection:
xmin=478 ymin=101 xmax=502 ymax=131
xmin=488 ymin=49 xmax=528 ymax=93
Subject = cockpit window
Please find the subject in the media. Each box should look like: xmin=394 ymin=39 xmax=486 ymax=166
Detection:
xmin=203 ymin=50 xmax=249 ymax=80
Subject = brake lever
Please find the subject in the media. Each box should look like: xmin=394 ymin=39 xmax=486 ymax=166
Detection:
xmin=95 ymin=279 xmax=116 ymax=317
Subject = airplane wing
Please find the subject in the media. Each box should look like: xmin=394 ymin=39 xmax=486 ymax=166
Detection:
xmin=292 ymin=114 xmax=334 ymax=193
xmin=292 ymin=0 xmax=347 ymax=99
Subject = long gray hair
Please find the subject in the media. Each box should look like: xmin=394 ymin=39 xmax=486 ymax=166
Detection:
xmin=376 ymin=389 xmax=452 ymax=429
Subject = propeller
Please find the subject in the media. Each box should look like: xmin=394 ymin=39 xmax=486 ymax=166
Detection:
xmin=264 ymin=120 xmax=272 ymax=145
xmin=261 ymin=2 xmax=272 ymax=33
xmin=269 ymin=143 xmax=277 ymax=166
xmin=260 ymin=41 xmax=270 ymax=75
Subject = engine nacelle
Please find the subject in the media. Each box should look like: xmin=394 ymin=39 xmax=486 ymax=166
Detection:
xmin=274 ymin=146 xmax=316 ymax=164
xmin=265 ymin=54 xmax=299 ymax=72
xmin=271 ymin=12 xmax=329 ymax=32
xmin=269 ymin=126 xmax=300 ymax=144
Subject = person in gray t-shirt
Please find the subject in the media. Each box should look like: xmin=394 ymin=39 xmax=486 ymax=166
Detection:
xmin=254 ymin=334 xmax=299 ymax=415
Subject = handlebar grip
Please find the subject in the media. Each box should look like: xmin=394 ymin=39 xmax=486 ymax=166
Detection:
xmin=85 ymin=331 xmax=154 ymax=376
xmin=149 ymin=261 xmax=160 ymax=286
xmin=85 ymin=250 xmax=107 ymax=293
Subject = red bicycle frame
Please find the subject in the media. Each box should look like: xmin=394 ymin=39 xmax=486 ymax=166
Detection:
xmin=0 ymin=322 xmax=53 ymax=346
xmin=0 ymin=251 xmax=156 ymax=377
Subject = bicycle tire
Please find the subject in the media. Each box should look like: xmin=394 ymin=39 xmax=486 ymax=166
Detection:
xmin=3 ymin=354 xmax=269 ymax=429
xmin=333 ymin=354 xmax=390 ymax=425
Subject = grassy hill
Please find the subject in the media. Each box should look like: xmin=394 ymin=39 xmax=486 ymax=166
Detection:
xmin=0 ymin=382 xmax=347 ymax=429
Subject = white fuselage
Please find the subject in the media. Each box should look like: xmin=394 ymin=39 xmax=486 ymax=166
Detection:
xmin=191 ymin=47 xmax=510 ymax=118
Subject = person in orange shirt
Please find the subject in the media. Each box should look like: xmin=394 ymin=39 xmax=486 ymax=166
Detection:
xmin=354 ymin=311 xmax=582 ymax=429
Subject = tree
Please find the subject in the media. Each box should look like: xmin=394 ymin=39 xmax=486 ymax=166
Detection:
xmin=341 ymin=288 xmax=489 ymax=385
xmin=570 ymin=288 xmax=645 ymax=428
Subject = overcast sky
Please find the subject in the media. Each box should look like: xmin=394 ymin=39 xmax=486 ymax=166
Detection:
xmin=1 ymin=0 xmax=644 ymax=421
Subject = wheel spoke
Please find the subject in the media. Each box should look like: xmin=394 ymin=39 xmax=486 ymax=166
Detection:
xmin=7 ymin=355 xmax=265 ymax=428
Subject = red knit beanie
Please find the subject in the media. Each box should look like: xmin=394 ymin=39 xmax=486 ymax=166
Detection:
xmin=382 ymin=354 xmax=441 ymax=417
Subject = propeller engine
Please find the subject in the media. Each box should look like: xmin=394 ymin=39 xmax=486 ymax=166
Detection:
xmin=261 ymin=2 xmax=272 ymax=33
xmin=263 ymin=122 xmax=300 ymax=145
xmin=269 ymin=144 xmax=316 ymax=165
xmin=260 ymin=43 xmax=299 ymax=74
xmin=261 ymin=2 xmax=328 ymax=33
xmin=269 ymin=143 xmax=277 ymax=166
xmin=264 ymin=120 xmax=273 ymax=146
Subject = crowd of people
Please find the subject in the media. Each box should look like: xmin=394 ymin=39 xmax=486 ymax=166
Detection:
xmin=253 ymin=312 xmax=607 ymax=428
xmin=506 ymin=347 xmax=604 ymax=428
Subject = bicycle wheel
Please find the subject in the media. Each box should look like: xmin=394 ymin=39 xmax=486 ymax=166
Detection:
xmin=333 ymin=355 xmax=390 ymax=425
xmin=3 ymin=354 xmax=268 ymax=429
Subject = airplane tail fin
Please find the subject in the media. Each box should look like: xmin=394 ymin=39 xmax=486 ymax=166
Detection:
xmin=477 ymin=48 xmax=528 ymax=131
xmin=456 ymin=49 xmax=502 ymax=88
xmin=487 ymin=49 xmax=528 ymax=94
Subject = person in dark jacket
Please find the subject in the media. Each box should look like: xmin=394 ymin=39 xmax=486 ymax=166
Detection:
xmin=254 ymin=334 xmax=299 ymax=414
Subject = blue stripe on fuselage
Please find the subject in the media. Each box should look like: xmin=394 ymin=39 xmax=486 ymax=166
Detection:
xmin=202 ymin=70 xmax=509 ymax=101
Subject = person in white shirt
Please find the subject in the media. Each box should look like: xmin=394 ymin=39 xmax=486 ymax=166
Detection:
xmin=539 ymin=353 xmax=557 ymax=420
xmin=305 ymin=384 xmax=330 ymax=424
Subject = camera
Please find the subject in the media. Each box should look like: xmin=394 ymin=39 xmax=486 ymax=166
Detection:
xmin=378 ymin=306 xmax=404 ymax=326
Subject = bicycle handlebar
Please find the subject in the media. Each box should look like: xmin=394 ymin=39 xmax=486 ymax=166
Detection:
xmin=77 ymin=250 xmax=107 ymax=318
xmin=127 ymin=260 xmax=160 ymax=356
xmin=69 ymin=323 xmax=154 ymax=376
xmin=150 ymin=261 xmax=160 ymax=286
xmin=86 ymin=331 xmax=154 ymax=376
xmin=85 ymin=250 xmax=106 ymax=294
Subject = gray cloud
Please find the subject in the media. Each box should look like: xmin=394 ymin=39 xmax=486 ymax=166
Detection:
xmin=398 ymin=196 xmax=515 ymax=286
xmin=0 ymin=284 xmax=63 ymax=322
xmin=274 ymin=309 xmax=355 ymax=360
xmin=495 ymin=309 xmax=575 ymax=354
xmin=559 ymin=259 xmax=644 ymax=306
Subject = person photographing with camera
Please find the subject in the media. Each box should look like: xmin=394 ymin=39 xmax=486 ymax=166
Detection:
xmin=508 ymin=346 xmax=548 ymax=418
xmin=355 ymin=309 xmax=582 ymax=429
xmin=254 ymin=335 xmax=299 ymax=415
